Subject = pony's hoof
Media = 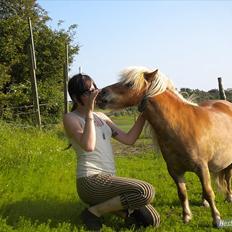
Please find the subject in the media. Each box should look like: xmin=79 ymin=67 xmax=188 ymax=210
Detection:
xmin=183 ymin=214 xmax=192 ymax=223
xmin=213 ymin=216 xmax=222 ymax=228
xmin=202 ymin=199 xmax=210 ymax=208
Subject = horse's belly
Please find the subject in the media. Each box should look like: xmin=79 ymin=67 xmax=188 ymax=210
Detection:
xmin=207 ymin=120 xmax=232 ymax=173
xmin=208 ymin=151 xmax=232 ymax=173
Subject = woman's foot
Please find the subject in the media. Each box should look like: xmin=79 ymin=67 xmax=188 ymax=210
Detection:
xmin=81 ymin=208 xmax=102 ymax=231
xmin=125 ymin=206 xmax=160 ymax=228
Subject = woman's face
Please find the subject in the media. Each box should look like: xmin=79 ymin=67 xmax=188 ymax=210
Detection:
xmin=80 ymin=83 xmax=97 ymax=105
xmin=81 ymin=83 xmax=96 ymax=97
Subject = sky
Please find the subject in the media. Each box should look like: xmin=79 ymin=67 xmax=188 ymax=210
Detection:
xmin=37 ymin=0 xmax=232 ymax=91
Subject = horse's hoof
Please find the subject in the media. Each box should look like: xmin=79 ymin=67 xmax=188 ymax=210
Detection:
xmin=183 ymin=214 xmax=192 ymax=223
xmin=202 ymin=199 xmax=210 ymax=208
xmin=213 ymin=216 xmax=222 ymax=228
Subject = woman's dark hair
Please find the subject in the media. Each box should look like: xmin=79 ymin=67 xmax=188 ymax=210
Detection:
xmin=68 ymin=73 xmax=97 ymax=111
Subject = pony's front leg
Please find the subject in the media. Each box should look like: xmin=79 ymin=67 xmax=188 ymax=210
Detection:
xmin=167 ymin=168 xmax=192 ymax=223
xmin=197 ymin=163 xmax=221 ymax=227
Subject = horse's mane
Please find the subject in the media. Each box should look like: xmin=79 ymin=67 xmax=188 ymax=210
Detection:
xmin=120 ymin=66 xmax=197 ymax=106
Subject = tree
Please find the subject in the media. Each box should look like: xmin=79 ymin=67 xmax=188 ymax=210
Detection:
xmin=0 ymin=0 xmax=79 ymax=124
xmin=180 ymin=88 xmax=232 ymax=103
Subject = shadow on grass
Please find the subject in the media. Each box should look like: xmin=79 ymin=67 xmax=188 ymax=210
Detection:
xmin=1 ymin=198 xmax=224 ymax=231
xmin=0 ymin=199 xmax=128 ymax=231
xmin=0 ymin=198 xmax=85 ymax=229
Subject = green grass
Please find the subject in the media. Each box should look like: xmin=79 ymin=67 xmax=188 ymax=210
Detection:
xmin=0 ymin=118 xmax=231 ymax=232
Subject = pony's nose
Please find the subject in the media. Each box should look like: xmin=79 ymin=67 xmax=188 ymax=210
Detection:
xmin=100 ymin=88 xmax=108 ymax=97
xmin=96 ymin=88 xmax=107 ymax=102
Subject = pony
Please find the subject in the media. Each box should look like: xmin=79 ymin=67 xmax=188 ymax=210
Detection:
xmin=96 ymin=66 xmax=232 ymax=227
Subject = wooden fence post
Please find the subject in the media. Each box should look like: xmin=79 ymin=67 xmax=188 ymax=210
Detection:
xmin=217 ymin=77 xmax=227 ymax=100
xmin=28 ymin=17 xmax=41 ymax=129
xmin=63 ymin=44 xmax=69 ymax=114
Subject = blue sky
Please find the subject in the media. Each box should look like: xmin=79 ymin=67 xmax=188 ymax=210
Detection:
xmin=37 ymin=0 xmax=232 ymax=90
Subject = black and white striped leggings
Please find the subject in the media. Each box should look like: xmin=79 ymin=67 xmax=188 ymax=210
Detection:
xmin=76 ymin=173 xmax=160 ymax=223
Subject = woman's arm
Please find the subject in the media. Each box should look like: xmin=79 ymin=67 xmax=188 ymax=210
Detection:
xmin=63 ymin=89 xmax=99 ymax=152
xmin=63 ymin=112 xmax=96 ymax=152
xmin=98 ymin=112 xmax=146 ymax=145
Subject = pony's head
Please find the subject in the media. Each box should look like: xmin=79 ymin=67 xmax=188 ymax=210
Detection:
xmin=97 ymin=66 xmax=175 ymax=109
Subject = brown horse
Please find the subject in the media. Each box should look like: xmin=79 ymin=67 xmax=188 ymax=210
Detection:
xmin=97 ymin=66 xmax=232 ymax=227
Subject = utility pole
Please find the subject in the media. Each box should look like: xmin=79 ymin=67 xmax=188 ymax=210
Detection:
xmin=63 ymin=44 xmax=69 ymax=114
xmin=28 ymin=17 xmax=41 ymax=128
xmin=218 ymin=77 xmax=227 ymax=100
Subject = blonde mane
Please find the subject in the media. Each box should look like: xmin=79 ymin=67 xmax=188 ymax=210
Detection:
xmin=120 ymin=66 xmax=197 ymax=106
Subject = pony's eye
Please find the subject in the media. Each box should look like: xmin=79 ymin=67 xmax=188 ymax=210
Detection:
xmin=125 ymin=82 xmax=133 ymax=88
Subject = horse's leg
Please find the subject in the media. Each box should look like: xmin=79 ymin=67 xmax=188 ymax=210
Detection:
xmin=197 ymin=163 xmax=221 ymax=227
xmin=202 ymin=197 xmax=210 ymax=207
xmin=225 ymin=165 xmax=232 ymax=202
xmin=167 ymin=168 xmax=192 ymax=223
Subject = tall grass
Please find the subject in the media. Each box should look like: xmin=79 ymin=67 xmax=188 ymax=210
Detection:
xmin=0 ymin=118 xmax=231 ymax=232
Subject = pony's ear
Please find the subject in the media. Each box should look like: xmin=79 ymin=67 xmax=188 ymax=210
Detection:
xmin=144 ymin=69 xmax=159 ymax=83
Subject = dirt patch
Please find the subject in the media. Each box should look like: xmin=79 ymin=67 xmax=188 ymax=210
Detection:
xmin=112 ymin=139 xmax=155 ymax=156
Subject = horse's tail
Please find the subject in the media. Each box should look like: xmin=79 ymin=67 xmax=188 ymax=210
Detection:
xmin=213 ymin=164 xmax=232 ymax=193
xmin=214 ymin=170 xmax=227 ymax=193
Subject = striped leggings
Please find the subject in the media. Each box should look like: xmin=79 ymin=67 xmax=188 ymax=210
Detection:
xmin=76 ymin=173 xmax=160 ymax=224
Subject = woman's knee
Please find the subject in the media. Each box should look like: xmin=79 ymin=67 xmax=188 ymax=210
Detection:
xmin=141 ymin=182 xmax=155 ymax=204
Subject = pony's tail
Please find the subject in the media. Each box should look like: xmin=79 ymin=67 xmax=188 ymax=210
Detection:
xmin=213 ymin=165 xmax=231 ymax=193
xmin=214 ymin=171 xmax=227 ymax=193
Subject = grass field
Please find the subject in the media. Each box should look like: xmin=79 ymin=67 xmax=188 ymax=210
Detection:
xmin=0 ymin=116 xmax=231 ymax=232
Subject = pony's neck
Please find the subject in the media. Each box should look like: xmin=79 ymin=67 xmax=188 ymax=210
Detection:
xmin=145 ymin=90 xmax=193 ymax=134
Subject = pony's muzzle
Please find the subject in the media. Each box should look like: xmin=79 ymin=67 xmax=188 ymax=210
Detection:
xmin=96 ymin=88 xmax=109 ymax=109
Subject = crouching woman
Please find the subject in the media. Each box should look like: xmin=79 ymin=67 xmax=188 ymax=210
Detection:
xmin=63 ymin=73 xmax=160 ymax=230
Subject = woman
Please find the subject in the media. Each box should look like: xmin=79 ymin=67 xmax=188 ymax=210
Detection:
xmin=63 ymin=73 xmax=160 ymax=231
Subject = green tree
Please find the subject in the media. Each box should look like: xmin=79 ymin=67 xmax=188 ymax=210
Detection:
xmin=180 ymin=88 xmax=232 ymax=103
xmin=0 ymin=0 xmax=78 ymax=124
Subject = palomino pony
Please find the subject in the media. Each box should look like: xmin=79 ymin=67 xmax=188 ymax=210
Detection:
xmin=97 ymin=66 xmax=232 ymax=227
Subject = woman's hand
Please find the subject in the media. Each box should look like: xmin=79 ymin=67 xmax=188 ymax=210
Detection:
xmin=98 ymin=112 xmax=146 ymax=145
xmin=85 ymin=89 xmax=100 ymax=112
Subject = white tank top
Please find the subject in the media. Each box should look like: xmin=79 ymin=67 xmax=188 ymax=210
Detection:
xmin=70 ymin=112 xmax=116 ymax=178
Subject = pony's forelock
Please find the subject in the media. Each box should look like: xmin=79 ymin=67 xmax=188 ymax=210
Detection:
xmin=119 ymin=66 xmax=197 ymax=106
xmin=119 ymin=66 xmax=152 ymax=91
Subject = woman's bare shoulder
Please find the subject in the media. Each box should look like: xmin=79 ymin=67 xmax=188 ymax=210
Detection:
xmin=63 ymin=112 xmax=76 ymax=121
xmin=63 ymin=112 xmax=82 ymax=127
